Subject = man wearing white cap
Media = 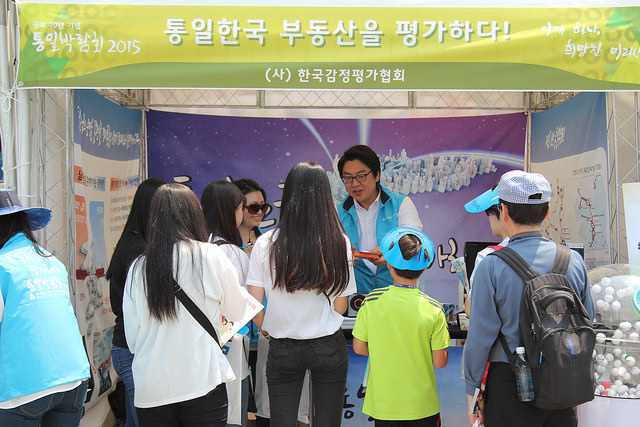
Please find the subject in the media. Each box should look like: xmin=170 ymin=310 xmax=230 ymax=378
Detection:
xmin=463 ymin=171 xmax=595 ymax=427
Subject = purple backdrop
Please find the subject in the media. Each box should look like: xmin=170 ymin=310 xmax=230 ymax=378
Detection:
xmin=148 ymin=111 xmax=526 ymax=305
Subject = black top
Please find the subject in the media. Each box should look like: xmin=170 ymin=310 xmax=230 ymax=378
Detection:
xmin=109 ymin=232 xmax=145 ymax=349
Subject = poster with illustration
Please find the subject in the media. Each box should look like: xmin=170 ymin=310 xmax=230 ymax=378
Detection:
xmin=530 ymin=92 xmax=611 ymax=268
xmin=148 ymin=111 xmax=525 ymax=308
xmin=73 ymin=90 xmax=141 ymax=407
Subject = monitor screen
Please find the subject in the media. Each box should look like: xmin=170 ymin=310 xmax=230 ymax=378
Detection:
xmin=463 ymin=241 xmax=500 ymax=281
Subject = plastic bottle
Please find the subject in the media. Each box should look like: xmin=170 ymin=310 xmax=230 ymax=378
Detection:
xmin=515 ymin=346 xmax=534 ymax=402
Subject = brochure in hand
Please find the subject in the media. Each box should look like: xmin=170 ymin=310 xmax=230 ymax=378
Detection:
xmin=220 ymin=293 xmax=263 ymax=346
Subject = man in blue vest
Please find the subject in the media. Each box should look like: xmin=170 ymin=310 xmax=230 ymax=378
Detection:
xmin=338 ymin=145 xmax=423 ymax=293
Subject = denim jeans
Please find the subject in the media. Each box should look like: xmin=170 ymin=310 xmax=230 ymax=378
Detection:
xmin=0 ymin=381 xmax=88 ymax=427
xmin=111 ymin=344 xmax=139 ymax=427
xmin=136 ymin=383 xmax=228 ymax=427
xmin=266 ymin=329 xmax=348 ymax=427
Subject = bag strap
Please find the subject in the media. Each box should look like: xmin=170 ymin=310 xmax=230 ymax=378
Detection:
xmin=489 ymin=246 xmax=539 ymax=282
xmin=550 ymin=244 xmax=571 ymax=275
xmin=498 ymin=332 xmax=519 ymax=368
xmin=173 ymin=281 xmax=220 ymax=346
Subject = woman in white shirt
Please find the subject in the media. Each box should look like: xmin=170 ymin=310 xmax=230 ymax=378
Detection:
xmin=123 ymin=183 xmax=253 ymax=427
xmin=247 ymin=161 xmax=357 ymax=427
xmin=201 ymin=180 xmax=251 ymax=427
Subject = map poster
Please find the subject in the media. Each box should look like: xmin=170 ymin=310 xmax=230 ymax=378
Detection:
xmin=530 ymin=92 xmax=611 ymax=269
xmin=623 ymin=183 xmax=640 ymax=267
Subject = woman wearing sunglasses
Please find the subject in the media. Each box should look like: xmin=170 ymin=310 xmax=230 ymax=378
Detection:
xmin=247 ymin=161 xmax=357 ymax=427
xmin=232 ymin=179 xmax=270 ymax=254
xmin=201 ymin=180 xmax=251 ymax=427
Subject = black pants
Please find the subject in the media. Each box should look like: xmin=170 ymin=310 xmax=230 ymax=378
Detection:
xmin=266 ymin=330 xmax=348 ymax=427
xmin=375 ymin=413 xmax=441 ymax=427
xmin=484 ymin=363 xmax=577 ymax=427
xmin=136 ymin=383 xmax=227 ymax=427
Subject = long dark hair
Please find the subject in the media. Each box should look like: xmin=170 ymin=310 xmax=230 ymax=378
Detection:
xmin=142 ymin=184 xmax=209 ymax=321
xmin=0 ymin=212 xmax=47 ymax=256
xmin=271 ymin=161 xmax=349 ymax=296
xmin=201 ymin=180 xmax=244 ymax=246
xmin=106 ymin=178 xmax=165 ymax=280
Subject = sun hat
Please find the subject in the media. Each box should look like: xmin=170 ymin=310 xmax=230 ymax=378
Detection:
xmin=498 ymin=170 xmax=551 ymax=204
xmin=464 ymin=186 xmax=500 ymax=213
xmin=380 ymin=227 xmax=435 ymax=271
xmin=0 ymin=189 xmax=52 ymax=230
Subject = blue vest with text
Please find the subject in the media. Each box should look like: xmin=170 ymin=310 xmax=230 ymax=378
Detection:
xmin=0 ymin=233 xmax=90 ymax=402
xmin=338 ymin=187 xmax=405 ymax=294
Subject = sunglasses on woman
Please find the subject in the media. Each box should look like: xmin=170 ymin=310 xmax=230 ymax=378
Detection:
xmin=246 ymin=203 xmax=270 ymax=215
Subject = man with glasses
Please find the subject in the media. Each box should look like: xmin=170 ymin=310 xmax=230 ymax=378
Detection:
xmin=337 ymin=145 xmax=422 ymax=294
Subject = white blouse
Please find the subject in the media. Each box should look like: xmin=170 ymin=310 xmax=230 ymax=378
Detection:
xmin=124 ymin=240 xmax=252 ymax=408
xmin=246 ymin=229 xmax=357 ymax=340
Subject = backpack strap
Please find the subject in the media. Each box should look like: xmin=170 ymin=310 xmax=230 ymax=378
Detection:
xmin=550 ymin=244 xmax=571 ymax=276
xmin=488 ymin=246 xmax=539 ymax=283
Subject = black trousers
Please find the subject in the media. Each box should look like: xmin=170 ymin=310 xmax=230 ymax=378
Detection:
xmin=375 ymin=413 xmax=441 ymax=427
xmin=484 ymin=363 xmax=577 ymax=427
xmin=136 ymin=383 xmax=227 ymax=427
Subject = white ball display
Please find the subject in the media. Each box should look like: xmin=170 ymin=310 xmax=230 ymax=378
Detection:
xmin=620 ymin=322 xmax=632 ymax=332
xmin=606 ymin=353 xmax=615 ymax=363
xmin=614 ymin=359 xmax=623 ymax=368
xmin=596 ymin=299 xmax=605 ymax=310
xmin=596 ymin=365 xmax=606 ymax=373
xmin=614 ymin=348 xmax=623 ymax=357
xmin=602 ymin=302 xmax=611 ymax=312
xmin=632 ymin=366 xmax=640 ymax=376
xmin=630 ymin=332 xmax=640 ymax=341
xmin=592 ymin=283 xmax=602 ymax=295
xmin=617 ymin=289 xmax=627 ymax=299
xmin=618 ymin=366 xmax=628 ymax=377
xmin=612 ymin=301 xmax=622 ymax=312
xmin=596 ymin=332 xmax=607 ymax=343
xmin=611 ymin=367 xmax=619 ymax=377
xmin=605 ymin=286 xmax=615 ymax=295
xmin=634 ymin=321 xmax=640 ymax=331
xmin=624 ymin=373 xmax=633 ymax=381
xmin=604 ymin=294 xmax=614 ymax=303
xmin=614 ymin=329 xmax=625 ymax=338
xmin=625 ymin=355 xmax=636 ymax=367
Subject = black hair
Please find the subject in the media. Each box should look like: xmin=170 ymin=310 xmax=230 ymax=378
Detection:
xmin=337 ymin=145 xmax=381 ymax=179
xmin=0 ymin=211 xmax=48 ymax=256
xmin=271 ymin=161 xmax=349 ymax=296
xmin=500 ymin=199 xmax=549 ymax=226
xmin=141 ymin=184 xmax=208 ymax=321
xmin=201 ymin=180 xmax=244 ymax=246
xmin=106 ymin=178 xmax=166 ymax=281
xmin=232 ymin=178 xmax=267 ymax=202
xmin=389 ymin=234 xmax=426 ymax=280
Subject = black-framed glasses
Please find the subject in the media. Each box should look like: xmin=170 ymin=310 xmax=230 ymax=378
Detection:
xmin=246 ymin=203 xmax=270 ymax=215
xmin=341 ymin=170 xmax=373 ymax=184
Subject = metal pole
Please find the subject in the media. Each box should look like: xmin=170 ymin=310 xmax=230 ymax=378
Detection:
xmin=609 ymin=92 xmax=620 ymax=263
xmin=0 ymin=0 xmax=15 ymax=188
xmin=16 ymin=89 xmax=31 ymax=202
xmin=67 ymin=89 xmax=76 ymax=296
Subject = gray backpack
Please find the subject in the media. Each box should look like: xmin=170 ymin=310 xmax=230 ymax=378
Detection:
xmin=490 ymin=244 xmax=595 ymax=410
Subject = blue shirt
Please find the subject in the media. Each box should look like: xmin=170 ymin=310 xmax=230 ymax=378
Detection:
xmin=0 ymin=233 xmax=90 ymax=402
xmin=463 ymin=231 xmax=595 ymax=396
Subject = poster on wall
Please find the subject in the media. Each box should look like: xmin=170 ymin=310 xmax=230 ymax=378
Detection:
xmin=73 ymin=90 xmax=141 ymax=407
xmin=147 ymin=111 xmax=525 ymax=308
xmin=530 ymin=92 xmax=611 ymax=269
xmin=623 ymin=183 xmax=640 ymax=267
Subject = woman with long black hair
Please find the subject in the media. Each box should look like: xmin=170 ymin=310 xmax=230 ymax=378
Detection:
xmin=123 ymin=184 xmax=253 ymax=427
xmin=201 ymin=180 xmax=251 ymax=427
xmin=108 ymin=177 xmax=165 ymax=427
xmin=247 ymin=161 xmax=356 ymax=427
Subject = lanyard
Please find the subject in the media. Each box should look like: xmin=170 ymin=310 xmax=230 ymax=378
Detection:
xmin=391 ymin=284 xmax=416 ymax=289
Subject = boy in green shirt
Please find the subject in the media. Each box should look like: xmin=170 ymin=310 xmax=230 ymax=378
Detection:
xmin=353 ymin=227 xmax=451 ymax=427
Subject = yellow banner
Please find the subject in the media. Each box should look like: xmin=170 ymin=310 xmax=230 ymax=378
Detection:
xmin=16 ymin=3 xmax=640 ymax=89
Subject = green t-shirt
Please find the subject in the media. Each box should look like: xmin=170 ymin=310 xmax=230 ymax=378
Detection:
xmin=352 ymin=285 xmax=451 ymax=421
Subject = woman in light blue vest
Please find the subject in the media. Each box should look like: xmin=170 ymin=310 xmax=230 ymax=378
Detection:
xmin=0 ymin=189 xmax=90 ymax=426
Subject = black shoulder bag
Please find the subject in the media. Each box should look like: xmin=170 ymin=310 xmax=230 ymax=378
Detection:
xmin=173 ymin=281 xmax=220 ymax=346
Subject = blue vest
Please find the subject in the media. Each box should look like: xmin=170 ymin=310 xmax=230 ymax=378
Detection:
xmin=0 ymin=233 xmax=90 ymax=402
xmin=338 ymin=187 xmax=405 ymax=293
